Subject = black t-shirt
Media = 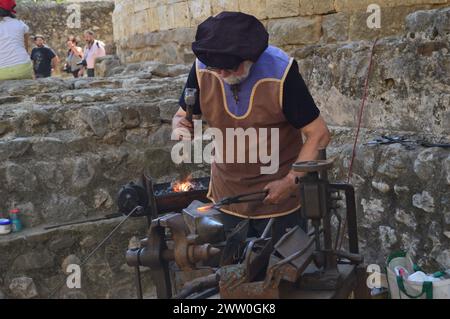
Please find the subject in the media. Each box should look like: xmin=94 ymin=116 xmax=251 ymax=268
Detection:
xmin=30 ymin=46 xmax=56 ymax=77
xmin=179 ymin=60 xmax=320 ymax=129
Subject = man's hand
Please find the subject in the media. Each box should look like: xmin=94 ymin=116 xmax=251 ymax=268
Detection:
xmin=173 ymin=117 xmax=194 ymax=140
xmin=172 ymin=107 xmax=199 ymax=140
xmin=263 ymin=173 xmax=297 ymax=205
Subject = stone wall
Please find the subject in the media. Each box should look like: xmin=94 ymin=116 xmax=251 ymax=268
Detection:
xmin=0 ymin=61 xmax=203 ymax=298
xmin=301 ymin=6 xmax=450 ymax=269
xmin=16 ymin=2 xmax=115 ymax=70
xmin=112 ymin=0 xmax=450 ymax=64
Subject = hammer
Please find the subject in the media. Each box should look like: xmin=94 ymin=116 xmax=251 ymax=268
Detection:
xmin=184 ymin=88 xmax=197 ymax=124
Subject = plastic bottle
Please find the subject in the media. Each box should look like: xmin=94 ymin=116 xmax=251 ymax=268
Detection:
xmin=9 ymin=209 xmax=23 ymax=233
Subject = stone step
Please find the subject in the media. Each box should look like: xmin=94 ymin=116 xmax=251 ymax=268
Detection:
xmin=0 ymin=215 xmax=156 ymax=299
xmin=0 ymin=71 xmax=202 ymax=230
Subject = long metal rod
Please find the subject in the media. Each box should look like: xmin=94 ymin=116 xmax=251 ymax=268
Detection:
xmin=48 ymin=206 xmax=142 ymax=298
xmin=44 ymin=213 xmax=122 ymax=230
xmin=261 ymin=218 xmax=275 ymax=239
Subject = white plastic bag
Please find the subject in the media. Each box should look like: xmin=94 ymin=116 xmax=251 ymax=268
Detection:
xmin=386 ymin=251 xmax=450 ymax=299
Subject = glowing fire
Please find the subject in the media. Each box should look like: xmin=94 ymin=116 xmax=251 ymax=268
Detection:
xmin=197 ymin=204 xmax=215 ymax=213
xmin=172 ymin=175 xmax=194 ymax=193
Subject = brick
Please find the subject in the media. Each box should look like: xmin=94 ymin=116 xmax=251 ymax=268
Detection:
xmin=188 ymin=0 xmax=212 ymax=26
xmin=266 ymin=0 xmax=299 ymax=19
xmin=238 ymin=0 xmax=267 ymax=20
xmin=299 ymin=0 xmax=335 ymax=16
xmin=211 ymin=0 xmax=239 ymax=15
xmin=268 ymin=16 xmax=322 ymax=46
xmin=135 ymin=0 xmax=165 ymax=12
xmin=171 ymin=1 xmax=191 ymax=28
xmin=322 ymin=12 xmax=350 ymax=43
xmin=131 ymin=9 xmax=149 ymax=35
xmin=157 ymin=5 xmax=170 ymax=30
xmin=146 ymin=7 xmax=160 ymax=32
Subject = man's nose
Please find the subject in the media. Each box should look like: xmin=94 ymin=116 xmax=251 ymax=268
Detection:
xmin=218 ymin=70 xmax=231 ymax=77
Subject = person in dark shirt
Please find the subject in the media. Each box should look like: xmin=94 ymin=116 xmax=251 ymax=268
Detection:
xmin=30 ymin=34 xmax=59 ymax=78
xmin=172 ymin=12 xmax=331 ymax=241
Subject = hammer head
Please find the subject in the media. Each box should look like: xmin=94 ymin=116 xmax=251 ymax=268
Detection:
xmin=184 ymin=88 xmax=197 ymax=106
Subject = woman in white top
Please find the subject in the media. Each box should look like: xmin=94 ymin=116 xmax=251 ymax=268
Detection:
xmin=0 ymin=0 xmax=33 ymax=81
xmin=64 ymin=35 xmax=83 ymax=78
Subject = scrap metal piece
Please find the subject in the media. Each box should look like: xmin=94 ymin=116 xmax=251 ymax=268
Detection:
xmin=220 ymin=219 xmax=250 ymax=266
xmin=265 ymin=226 xmax=316 ymax=286
xmin=219 ymin=264 xmax=279 ymax=299
xmin=243 ymin=238 xmax=273 ymax=283
xmin=273 ymin=226 xmax=312 ymax=269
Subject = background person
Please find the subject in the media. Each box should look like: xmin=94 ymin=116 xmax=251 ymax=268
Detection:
xmin=30 ymin=35 xmax=59 ymax=78
xmin=63 ymin=35 xmax=83 ymax=78
xmin=79 ymin=30 xmax=106 ymax=78
xmin=0 ymin=0 xmax=33 ymax=81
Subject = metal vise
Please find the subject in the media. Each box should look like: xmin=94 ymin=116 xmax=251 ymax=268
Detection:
xmin=125 ymin=201 xmax=225 ymax=298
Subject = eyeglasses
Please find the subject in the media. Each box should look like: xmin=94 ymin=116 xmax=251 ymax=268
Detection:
xmin=206 ymin=65 xmax=239 ymax=73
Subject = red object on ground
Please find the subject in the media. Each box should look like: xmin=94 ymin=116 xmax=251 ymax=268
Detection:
xmin=0 ymin=0 xmax=16 ymax=14
xmin=9 ymin=208 xmax=20 ymax=214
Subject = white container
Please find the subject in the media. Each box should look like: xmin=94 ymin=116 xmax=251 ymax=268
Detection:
xmin=0 ymin=219 xmax=12 ymax=235
xmin=408 ymin=271 xmax=441 ymax=283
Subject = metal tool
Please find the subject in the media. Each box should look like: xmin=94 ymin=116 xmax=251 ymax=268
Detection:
xmin=197 ymin=191 xmax=269 ymax=212
xmin=184 ymin=88 xmax=197 ymax=123
xmin=365 ymin=135 xmax=450 ymax=149
xmin=365 ymin=135 xmax=416 ymax=149
xmin=44 ymin=213 xmax=122 ymax=230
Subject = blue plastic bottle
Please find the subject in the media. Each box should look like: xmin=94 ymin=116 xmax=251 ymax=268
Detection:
xmin=10 ymin=209 xmax=23 ymax=232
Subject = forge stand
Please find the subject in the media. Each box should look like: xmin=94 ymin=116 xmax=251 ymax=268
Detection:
xmin=121 ymin=154 xmax=370 ymax=299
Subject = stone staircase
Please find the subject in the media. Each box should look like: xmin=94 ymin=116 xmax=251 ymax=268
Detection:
xmin=0 ymin=62 xmax=209 ymax=299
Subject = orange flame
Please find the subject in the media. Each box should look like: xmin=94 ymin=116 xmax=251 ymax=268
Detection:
xmin=172 ymin=175 xmax=194 ymax=193
xmin=197 ymin=204 xmax=214 ymax=213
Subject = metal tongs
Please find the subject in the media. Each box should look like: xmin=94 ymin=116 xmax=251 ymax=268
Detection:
xmin=197 ymin=191 xmax=269 ymax=212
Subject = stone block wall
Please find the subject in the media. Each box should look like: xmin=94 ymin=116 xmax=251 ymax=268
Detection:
xmin=298 ymin=7 xmax=450 ymax=268
xmin=0 ymin=62 xmax=205 ymax=298
xmin=112 ymin=0 xmax=450 ymax=64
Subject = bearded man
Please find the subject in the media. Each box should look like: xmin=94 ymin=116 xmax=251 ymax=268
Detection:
xmin=172 ymin=12 xmax=331 ymax=242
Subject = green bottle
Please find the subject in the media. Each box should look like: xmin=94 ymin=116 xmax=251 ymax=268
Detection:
xmin=10 ymin=209 xmax=23 ymax=232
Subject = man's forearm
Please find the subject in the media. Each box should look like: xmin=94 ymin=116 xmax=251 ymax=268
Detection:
xmin=51 ymin=57 xmax=59 ymax=71
xmin=286 ymin=133 xmax=330 ymax=185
